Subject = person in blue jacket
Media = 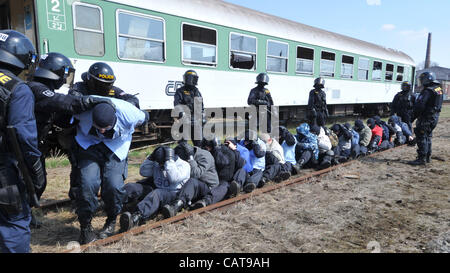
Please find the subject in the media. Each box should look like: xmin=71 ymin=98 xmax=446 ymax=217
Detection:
xmin=72 ymin=99 xmax=148 ymax=244
xmin=295 ymin=123 xmax=319 ymax=169
xmin=0 ymin=30 xmax=43 ymax=253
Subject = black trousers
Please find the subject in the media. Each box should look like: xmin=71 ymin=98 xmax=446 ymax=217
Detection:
xmin=177 ymin=178 xmax=211 ymax=206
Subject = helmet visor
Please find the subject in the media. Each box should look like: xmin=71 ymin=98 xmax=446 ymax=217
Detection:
xmin=18 ymin=53 xmax=38 ymax=81
xmin=63 ymin=67 xmax=76 ymax=88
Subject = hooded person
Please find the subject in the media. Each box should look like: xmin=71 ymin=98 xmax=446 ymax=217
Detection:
xmin=330 ymin=124 xmax=352 ymax=162
xmin=295 ymin=123 xmax=319 ymax=169
xmin=388 ymin=115 xmax=413 ymax=146
xmin=354 ymin=120 xmax=372 ymax=155
xmin=373 ymin=115 xmax=395 ymax=150
xmin=73 ymin=99 xmax=148 ymax=244
xmin=344 ymin=122 xmax=361 ymax=159
xmin=119 ymin=146 xmax=191 ymax=232
xmin=367 ymin=118 xmax=383 ymax=152
xmin=310 ymin=125 xmax=334 ymax=170
xmin=161 ymin=141 xmax=219 ymax=218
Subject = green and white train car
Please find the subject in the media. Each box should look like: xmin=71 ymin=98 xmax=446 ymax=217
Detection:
xmin=1 ymin=0 xmax=415 ymax=128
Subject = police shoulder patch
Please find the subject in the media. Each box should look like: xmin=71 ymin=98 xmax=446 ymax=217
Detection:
xmin=265 ymin=89 xmax=270 ymax=94
xmin=42 ymin=89 xmax=55 ymax=97
xmin=434 ymin=87 xmax=443 ymax=95
xmin=108 ymin=89 xmax=115 ymax=96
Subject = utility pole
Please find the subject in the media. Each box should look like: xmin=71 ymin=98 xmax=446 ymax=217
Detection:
xmin=425 ymin=33 xmax=432 ymax=69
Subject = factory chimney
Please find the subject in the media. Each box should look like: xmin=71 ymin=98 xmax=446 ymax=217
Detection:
xmin=425 ymin=33 xmax=432 ymax=69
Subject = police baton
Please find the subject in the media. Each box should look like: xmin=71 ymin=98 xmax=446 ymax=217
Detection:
xmin=6 ymin=126 xmax=40 ymax=208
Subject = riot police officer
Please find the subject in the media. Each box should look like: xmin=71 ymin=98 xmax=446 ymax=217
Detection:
xmin=391 ymin=81 xmax=415 ymax=131
xmin=174 ymin=70 xmax=205 ymax=147
xmin=408 ymin=72 xmax=443 ymax=166
xmin=307 ymin=77 xmax=328 ymax=127
xmin=28 ymin=53 xmax=113 ymax=201
xmin=247 ymin=73 xmax=274 ymax=133
xmin=0 ymin=29 xmax=43 ymax=253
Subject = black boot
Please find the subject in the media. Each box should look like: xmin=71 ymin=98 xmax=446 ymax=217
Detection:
xmin=99 ymin=217 xmax=116 ymax=239
xmin=190 ymin=199 xmax=207 ymax=210
xmin=79 ymin=223 xmax=97 ymax=245
xmin=119 ymin=211 xmax=143 ymax=232
xmin=161 ymin=199 xmax=184 ymax=219
xmin=243 ymin=182 xmax=256 ymax=193
xmin=426 ymin=155 xmax=431 ymax=163
xmin=258 ymin=177 xmax=268 ymax=188
xmin=227 ymin=180 xmax=240 ymax=197
xmin=407 ymin=158 xmax=426 ymax=166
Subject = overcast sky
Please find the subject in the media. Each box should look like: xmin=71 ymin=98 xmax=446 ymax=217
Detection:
xmin=224 ymin=0 xmax=450 ymax=68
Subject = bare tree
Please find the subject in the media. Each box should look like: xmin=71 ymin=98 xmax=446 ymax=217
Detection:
xmin=417 ymin=61 xmax=440 ymax=70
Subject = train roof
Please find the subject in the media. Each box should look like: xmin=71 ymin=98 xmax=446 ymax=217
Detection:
xmin=106 ymin=0 xmax=415 ymax=66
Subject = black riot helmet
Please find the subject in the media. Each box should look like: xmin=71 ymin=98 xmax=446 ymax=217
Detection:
xmin=0 ymin=30 xmax=37 ymax=76
xmin=256 ymin=73 xmax=269 ymax=85
xmin=183 ymin=70 xmax=199 ymax=87
xmin=401 ymin=81 xmax=411 ymax=92
xmin=314 ymin=77 xmax=325 ymax=89
xmin=85 ymin=62 xmax=116 ymax=95
xmin=33 ymin=52 xmax=75 ymax=89
xmin=418 ymin=71 xmax=439 ymax=88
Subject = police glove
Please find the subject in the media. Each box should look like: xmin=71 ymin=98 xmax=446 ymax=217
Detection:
xmin=256 ymin=99 xmax=268 ymax=106
xmin=30 ymin=157 xmax=46 ymax=192
xmin=81 ymin=96 xmax=115 ymax=111
xmin=164 ymin=146 xmax=175 ymax=162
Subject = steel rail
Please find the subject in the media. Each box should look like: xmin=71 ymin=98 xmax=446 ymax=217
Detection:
xmin=64 ymin=144 xmax=404 ymax=253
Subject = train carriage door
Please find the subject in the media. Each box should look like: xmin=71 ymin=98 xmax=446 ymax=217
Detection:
xmin=0 ymin=0 xmax=38 ymax=50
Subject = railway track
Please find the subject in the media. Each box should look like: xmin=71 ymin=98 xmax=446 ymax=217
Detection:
xmin=59 ymin=144 xmax=406 ymax=253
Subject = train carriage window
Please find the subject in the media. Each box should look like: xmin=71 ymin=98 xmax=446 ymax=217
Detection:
xmin=230 ymin=33 xmax=256 ymax=70
xmin=117 ymin=11 xmax=165 ymax=62
xmin=73 ymin=3 xmax=104 ymax=56
xmin=358 ymin=58 xmax=369 ymax=80
xmin=266 ymin=40 xmax=288 ymax=73
xmin=385 ymin=63 xmax=394 ymax=81
xmin=372 ymin=61 xmax=383 ymax=81
xmin=396 ymin=65 xmax=404 ymax=82
xmin=341 ymin=55 xmax=354 ymax=79
xmin=182 ymin=23 xmax=217 ymax=67
xmin=296 ymin=46 xmax=314 ymax=75
xmin=404 ymin=66 xmax=410 ymax=81
xmin=320 ymin=51 xmax=335 ymax=77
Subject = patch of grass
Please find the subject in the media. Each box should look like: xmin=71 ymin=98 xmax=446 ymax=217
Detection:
xmin=440 ymin=104 xmax=450 ymax=119
xmin=45 ymin=150 xmax=70 ymax=169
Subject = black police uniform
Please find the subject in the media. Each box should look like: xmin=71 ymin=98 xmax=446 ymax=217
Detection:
xmin=70 ymin=75 xmax=140 ymax=108
xmin=391 ymin=85 xmax=415 ymax=131
xmin=174 ymin=85 xmax=205 ymax=146
xmin=307 ymin=87 xmax=328 ymax=127
xmin=27 ymin=81 xmax=112 ymax=198
xmin=247 ymin=85 xmax=274 ymax=133
xmin=412 ymin=83 xmax=443 ymax=163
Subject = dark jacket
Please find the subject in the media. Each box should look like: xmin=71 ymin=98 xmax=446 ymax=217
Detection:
xmin=391 ymin=90 xmax=415 ymax=121
xmin=174 ymin=85 xmax=204 ymax=115
xmin=308 ymin=88 xmax=328 ymax=115
xmin=189 ymin=147 xmax=219 ymax=189
xmin=413 ymin=84 xmax=444 ymax=124
xmin=212 ymin=145 xmax=243 ymax=182
xmin=247 ymin=86 xmax=273 ymax=107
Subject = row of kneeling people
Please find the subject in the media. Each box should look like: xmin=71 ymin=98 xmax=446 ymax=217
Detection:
xmin=117 ymin=114 xmax=414 ymax=234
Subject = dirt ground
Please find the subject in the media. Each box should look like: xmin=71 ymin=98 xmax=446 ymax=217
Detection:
xmin=31 ymin=117 xmax=450 ymax=253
